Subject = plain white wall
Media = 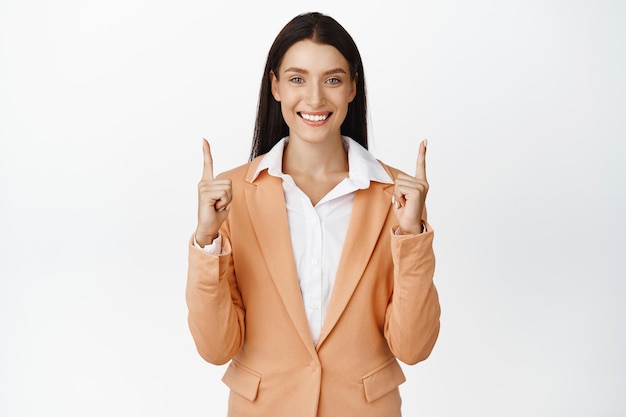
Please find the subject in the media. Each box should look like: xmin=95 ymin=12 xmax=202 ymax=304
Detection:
xmin=1 ymin=0 xmax=624 ymax=416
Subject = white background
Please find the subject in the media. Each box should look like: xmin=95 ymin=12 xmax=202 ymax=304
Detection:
xmin=1 ymin=0 xmax=624 ymax=416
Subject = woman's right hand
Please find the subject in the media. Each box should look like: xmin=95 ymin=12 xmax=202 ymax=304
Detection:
xmin=195 ymin=139 xmax=232 ymax=247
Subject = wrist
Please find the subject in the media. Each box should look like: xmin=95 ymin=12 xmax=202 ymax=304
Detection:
xmin=397 ymin=222 xmax=425 ymax=235
xmin=195 ymin=229 xmax=218 ymax=247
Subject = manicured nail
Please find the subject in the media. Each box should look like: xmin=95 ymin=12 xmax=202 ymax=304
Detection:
xmin=424 ymin=139 xmax=428 ymax=148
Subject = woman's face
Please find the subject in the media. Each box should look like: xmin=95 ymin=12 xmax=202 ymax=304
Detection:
xmin=271 ymin=40 xmax=356 ymax=146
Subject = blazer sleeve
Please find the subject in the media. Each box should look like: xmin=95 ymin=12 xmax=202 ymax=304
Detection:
xmin=186 ymin=230 xmax=245 ymax=365
xmin=384 ymin=221 xmax=441 ymax=365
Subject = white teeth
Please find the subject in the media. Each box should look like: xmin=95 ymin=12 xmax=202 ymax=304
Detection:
xmin=300 ymin=113 xmax=328 ymax=122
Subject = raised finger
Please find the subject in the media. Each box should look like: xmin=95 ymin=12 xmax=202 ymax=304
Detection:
xmin=415 ymin=139 xmax=427 ymax=181
xmin=202 ymin=138 xmax=214 ymax=181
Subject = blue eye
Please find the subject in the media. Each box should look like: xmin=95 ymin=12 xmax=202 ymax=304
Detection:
xmin=289 ymin=76 xmax=304 ymax=83
xmin=326 ymin=77 xmax=341 ymax=85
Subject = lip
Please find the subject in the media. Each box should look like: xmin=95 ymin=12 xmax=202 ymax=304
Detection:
xmin=298 ymin=111 xmax=332 ymax=126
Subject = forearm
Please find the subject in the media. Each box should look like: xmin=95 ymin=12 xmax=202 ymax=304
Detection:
xmin=186 ymin=237 xmax=245 ymax=365
xmin=384 ymin=225 xmax=441 ymax=365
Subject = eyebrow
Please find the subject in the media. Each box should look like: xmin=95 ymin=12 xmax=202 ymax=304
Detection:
xmin=282 ymin=67 xmax=348 ymax=76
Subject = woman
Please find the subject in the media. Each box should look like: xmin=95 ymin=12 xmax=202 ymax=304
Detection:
xmin=187 ymin=12 xmax=440 ymax=417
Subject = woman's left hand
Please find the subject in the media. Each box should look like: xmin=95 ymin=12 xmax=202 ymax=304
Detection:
xmin=392 ymin=140 xmax=429 ymax=234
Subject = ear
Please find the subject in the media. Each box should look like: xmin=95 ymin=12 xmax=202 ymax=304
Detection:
xmin=270 ymin=70 xmax=281 ymax=102
xmin=348 ymin=72 xmax=358 ymax=103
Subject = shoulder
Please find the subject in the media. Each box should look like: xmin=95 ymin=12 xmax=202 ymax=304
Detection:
xmin=376 ymin=159 xmax=408 ymax=181
xmin=215 ymin=156 xmax=264 ymax=183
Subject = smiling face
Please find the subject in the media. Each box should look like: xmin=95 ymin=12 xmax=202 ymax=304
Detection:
xmin=270 ymin=39 xmax=357 ymax=146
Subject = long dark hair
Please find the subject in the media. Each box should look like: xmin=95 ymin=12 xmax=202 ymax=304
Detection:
xmin=250 ymin=12 xmax=368 ymax=160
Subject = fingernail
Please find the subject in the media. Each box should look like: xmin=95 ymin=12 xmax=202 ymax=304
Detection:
xmin=424 ymin=139 xmax=428 ymax=148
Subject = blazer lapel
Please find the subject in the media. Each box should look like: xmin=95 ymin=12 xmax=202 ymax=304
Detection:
xmin=243 ymin=167 xmax=317 ymax=358
xmin=316 ymin=181 xmax=394 ymax=348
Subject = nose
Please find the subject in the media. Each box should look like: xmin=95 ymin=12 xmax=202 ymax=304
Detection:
xmin=305 ymin=82 xmax=324 ymax=108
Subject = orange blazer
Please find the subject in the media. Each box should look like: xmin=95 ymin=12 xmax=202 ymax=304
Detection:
xmin=186 ymin=157 xmax=440 ymax=417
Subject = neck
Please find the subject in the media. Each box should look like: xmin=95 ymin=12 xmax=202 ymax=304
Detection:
xmin=283 ymin=135 xmax=348 ymax=176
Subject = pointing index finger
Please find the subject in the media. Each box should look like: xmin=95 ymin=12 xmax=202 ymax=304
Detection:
xmin=415 ymin=139 xmax=427 ymax=180
xmin=202 ymin=138 xmax=214 ymax=180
